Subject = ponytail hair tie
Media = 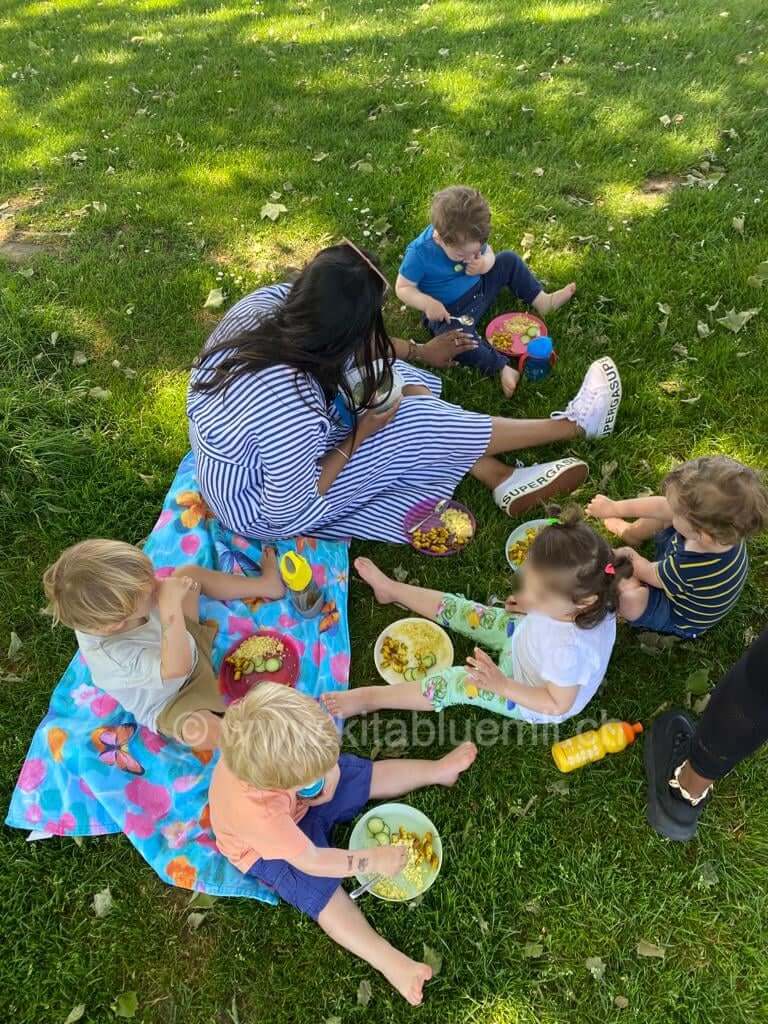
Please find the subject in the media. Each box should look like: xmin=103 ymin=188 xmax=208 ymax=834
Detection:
xmin=604 ymin=563 xmax=616 ymax=576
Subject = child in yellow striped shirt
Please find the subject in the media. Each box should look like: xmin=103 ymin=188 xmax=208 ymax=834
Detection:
xmin=587 ymin=456 xmax=768 ymax=639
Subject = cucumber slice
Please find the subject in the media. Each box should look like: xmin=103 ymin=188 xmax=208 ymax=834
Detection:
xmin=374 ymin=832 xmax=391 ymax=846
xmin=264 ymin=657 xmax=282 ymax=672
xmin=403 ymin=667 xmax=415 ymax=682
xmin=367 ymin=816 xmax=385 ymax=835
xmin=422 ymin=652 xmax=436 ymax=669
xmin=252 ymin=659 xmax=266 ymax=673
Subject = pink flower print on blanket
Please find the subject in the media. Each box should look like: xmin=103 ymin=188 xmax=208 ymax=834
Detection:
xmin=124 ymin=777 xmax=172 ymax=839
xmin=18 ymin=757 xmax=46 ymax=792
xmin=71 ymin=683 xmax=119 ymax=718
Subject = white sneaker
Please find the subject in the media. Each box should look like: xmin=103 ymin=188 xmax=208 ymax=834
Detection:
xmin=493 ymin=458 xmax=589 ymax=517
xmin=551 ymin=356 xmax=622 ymax=439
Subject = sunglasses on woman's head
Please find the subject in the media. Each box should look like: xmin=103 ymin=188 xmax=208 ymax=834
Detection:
xmin=341 ymin=237 xmax=391 ymax=298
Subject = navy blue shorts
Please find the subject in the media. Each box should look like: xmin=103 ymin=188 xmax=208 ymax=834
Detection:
xmin=247 ymin=754 xmax=373 ymax=919
xmin=627 ymin=529 xmax=695 ymax=639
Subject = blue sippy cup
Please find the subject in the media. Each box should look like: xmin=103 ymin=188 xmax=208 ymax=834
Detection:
xmin=297 ymin=777 xmax=325 ymax=799
xmin=520 ymin=335 xmax=556 ymax=381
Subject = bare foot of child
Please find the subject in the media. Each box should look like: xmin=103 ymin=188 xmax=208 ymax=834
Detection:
xmin=602 ymin=518 xmax=639 ymax=542
xmin=258 ymin=546 xmax=286 ymax=599
xmin=354 ymin=557 xmax=396 ymax=604
xmin=532 ymin=283 xmax=576 ymax=316
xmin=431 ymin=741 xmax=478 ymax=785
xmin=322 ymin=687 xmax=373 ymax=718
xmin=500 ymin=364 xmax=520 ymax=398
xmin=384 ymin=955 xmax=433 ymax=1006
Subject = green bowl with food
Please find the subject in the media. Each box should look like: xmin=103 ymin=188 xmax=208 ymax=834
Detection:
xmin=349 ymin=803 xmax=443 ymax=902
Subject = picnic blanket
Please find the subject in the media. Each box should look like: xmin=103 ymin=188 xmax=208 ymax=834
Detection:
xmin=5 ymin=452 xmax=351 ymax=903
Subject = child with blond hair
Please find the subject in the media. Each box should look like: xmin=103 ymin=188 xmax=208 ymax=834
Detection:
xmin=209 ymin=683 xmax=477 ymax=1006
xmin=43 ymin=539 xmax=284 ymax=747
xmin=587 ymin=455 xmax=768 ymax=638
xmin=397 ymin=185 xmax=576 ymax=397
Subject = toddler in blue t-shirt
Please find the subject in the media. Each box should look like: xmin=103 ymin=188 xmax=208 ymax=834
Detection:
xmin=396 ymin=185 xmax=576 ymax=398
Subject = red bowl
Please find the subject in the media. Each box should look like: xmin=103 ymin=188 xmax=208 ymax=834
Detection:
xmin=486 ymin=311 xmax=548 ymax=357
xmin=219 ymin=629 xmax=300 ymax=702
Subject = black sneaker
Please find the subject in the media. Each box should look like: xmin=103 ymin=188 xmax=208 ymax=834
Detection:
xmin=644 ymin=710 xmax=710 ymax=841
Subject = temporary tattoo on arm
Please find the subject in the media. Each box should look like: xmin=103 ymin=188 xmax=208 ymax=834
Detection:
xmin=347 ymin=855 xmax=353 ymax=871
xmin=357 ymin=857 xmax=369 ymax=872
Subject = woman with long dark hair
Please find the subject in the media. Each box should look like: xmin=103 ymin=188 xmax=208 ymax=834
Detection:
xmin=188 ymin=243 xmax=622 ymax=542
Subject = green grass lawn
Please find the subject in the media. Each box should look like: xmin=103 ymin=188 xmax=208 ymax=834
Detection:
xmin=2 ymin=0 xmax=768 ymax=1020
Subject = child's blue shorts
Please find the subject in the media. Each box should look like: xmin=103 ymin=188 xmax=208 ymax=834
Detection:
xmin=627 ymin=528 xmax=695 ymax=639
xmin=247 ymin=753 xmax=373 ymax=919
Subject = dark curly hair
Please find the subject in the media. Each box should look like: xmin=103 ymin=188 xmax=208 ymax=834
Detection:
xmin=527 ymin=507 xmax=633 ymax=629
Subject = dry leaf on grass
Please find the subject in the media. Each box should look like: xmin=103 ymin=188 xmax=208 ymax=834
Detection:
xmin=260 ymin=202 xmax=287 ymax=221
xmin=112 ymin=991 xmax=138 ymax=1018
xmin=7 ymin=631 xmax=23 ymax=660
xmin=716 ymin=308 xmax=759 ymax=333
xmin=92 ymin=886 xmax=113 ymax=918
xmin=204 ymin=288 xmax=225 ymax=309
xmin=423 ymin=944 xmax=443 ymax=976
xmin=585 ymin=956 xmax=606 ymax=981
xmin=636 ymin=938 xmax=665 ymax=959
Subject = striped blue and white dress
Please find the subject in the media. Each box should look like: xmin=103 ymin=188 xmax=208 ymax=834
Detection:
xmin=187 ymin=285 xmax=492 ymax=542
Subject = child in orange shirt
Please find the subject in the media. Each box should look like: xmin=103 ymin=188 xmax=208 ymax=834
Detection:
xmin=209 ymin=683 xmax=477 ymax=1006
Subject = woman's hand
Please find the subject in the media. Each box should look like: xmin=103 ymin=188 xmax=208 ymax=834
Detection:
xmin=465 ymin=647 xmax=509 ymax=696
xmin=357 ymin=397 xmax=401 ymax=441
xmin=419 ymin=330 xmax=479 ymax=368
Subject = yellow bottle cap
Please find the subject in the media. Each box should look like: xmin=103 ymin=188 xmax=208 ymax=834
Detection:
xmin=280 ymin=551 xmax=312 ymax=591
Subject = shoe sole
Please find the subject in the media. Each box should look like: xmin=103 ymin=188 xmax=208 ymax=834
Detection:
xmin=499 ymin=459 xmax=589 ymax=517
xmin=593 ymin=356 xmax=622 ymax=439
xmin=644 ymin=715 xmax=698 ymax=842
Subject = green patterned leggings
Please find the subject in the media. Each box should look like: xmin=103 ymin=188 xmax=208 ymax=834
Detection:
xmin=420 ymin=593 xmax=524 ymax=719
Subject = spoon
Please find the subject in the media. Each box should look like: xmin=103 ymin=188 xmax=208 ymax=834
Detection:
xmin=449 ymin=314 xmax=475 ymax=326
xmin=350 ymin=874 xmax=383 ymax=901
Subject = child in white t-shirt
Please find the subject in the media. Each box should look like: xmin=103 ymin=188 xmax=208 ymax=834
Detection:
xmin=43 ymin=538 xmax=284 ymax=748
xmin=324 ymin=512 xmax=630 ymax=725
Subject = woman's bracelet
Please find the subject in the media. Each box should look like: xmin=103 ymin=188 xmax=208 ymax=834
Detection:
xmin=333 ymin=446 xmax=350 ymax=460
xmin=407 ymin=339 xmax=421 ymax=363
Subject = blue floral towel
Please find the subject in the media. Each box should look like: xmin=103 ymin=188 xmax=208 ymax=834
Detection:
xmin=5 ymin=452 xmax=351 ymax=903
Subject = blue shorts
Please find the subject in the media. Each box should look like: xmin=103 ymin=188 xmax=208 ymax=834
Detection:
xmin=628 ymin=529 xmax=695 ymax=639
xmin=247 ymin=754 xmax=373 ymax=919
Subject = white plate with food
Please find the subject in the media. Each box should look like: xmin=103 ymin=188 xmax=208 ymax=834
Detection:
xmin=348 ymin=803 xmax=443 ymax=902
xmin=373 ymin=617 xmax=454 ymax=685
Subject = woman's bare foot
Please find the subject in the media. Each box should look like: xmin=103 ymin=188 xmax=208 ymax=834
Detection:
xmin=603 ymin=517 xmax=640 ymax=543
xmin=384 ymin=956 xmax=433 ymax=1006
xmin=431 ymin=741 xmax=478 ymax=785
xmin=500 ymin=365 xmax=520 ymax=398
xmin=532 ymin=283 xmax=576 ymax=315
xmin=257 ymin=546 xmax=286 ymax=599
xmin=354 ymin=557 xmax=396 ymax=604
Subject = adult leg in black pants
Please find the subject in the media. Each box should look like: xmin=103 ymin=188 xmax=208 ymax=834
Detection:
xmin=645 ymin=624 xmax=768 ymax=840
